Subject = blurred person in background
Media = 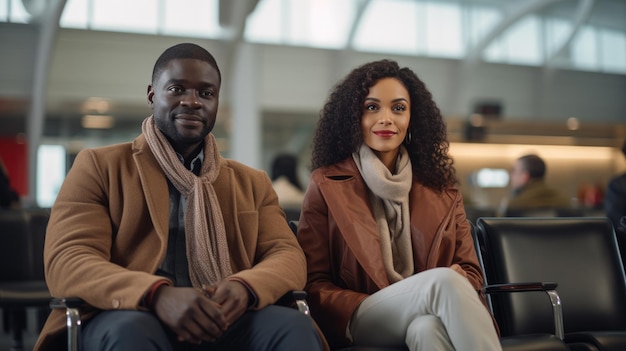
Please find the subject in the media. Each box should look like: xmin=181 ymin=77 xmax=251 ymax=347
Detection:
xmin=0 ymin=156 xmax=20 ymax=208
xmin=500 ymin=154 xmax=570 ymax=215
xmin=271 ymin=153 xmax=305 ymax=208
xmin=605 ymin=139 xmax=626 ymax=233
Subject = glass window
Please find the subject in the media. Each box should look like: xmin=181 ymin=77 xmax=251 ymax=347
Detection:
xmin=484 ymin=38 xmax=504 ymax=62
xmin=60 ymin=0 xmax=89 ymax=29
xmin=466 ymin=4 xmax=501 ymax=46
xmin=8 ymin=0 xmax=29 ymax=23
xmin=287 ymin=0 xmax=355 ymax=49
xmin=353 ymin=0 xmax=419 ymax=55
xmin=6 ymin=0 xmax=625 ymax=76
xmin=163 ymin=0 xmax=221 ymax=38
xmin=572 ymin=25 xmax=598 ymax=70
xmin=467 ymin=5 xmax=503 ymax=62
xmin=246 ymin=0 xmax=356 ymax=49
xmin=245 ymin=0 xmax=285 ymax=44
xmin=544 ymin=17 xmax=571 ymax=58
xmin=37 ymin=145 xmax=66 ymax=208
xmin=473 ymin=168 xmax=509 ymax=188
xmin=600 ymin=28 xmax=626 ymax=73
xmin=0 ymin=0 xmax=7 ymax=21
xmin=505 ymin=15 xmax=542 ymax=65
xmin=424 ymin=2 xmax=463 ymax=58
xmin=91 ymin=0 xmax=158 ymax=34
xmin=485 ymin=15 xmax=542 ymax=66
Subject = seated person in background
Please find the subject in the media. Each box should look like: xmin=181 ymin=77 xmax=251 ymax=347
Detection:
xmin=0 ymin=156 xmax=20 ymax=209
xmin=605 ymin=139 xmax=626 ymax=233
xmin=501 ymin=154 xmax=570 ymax=215
xmin=35 ymin=43 xmax=323 ymax=351
xmin=271 ymin=153 xmax=306 ymax=208
xmin=297 ymin=59 xmax=501 ymax=351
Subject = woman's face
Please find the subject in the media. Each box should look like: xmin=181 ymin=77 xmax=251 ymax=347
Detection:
xmin=361 ymin=77 xmax=411 ymax=170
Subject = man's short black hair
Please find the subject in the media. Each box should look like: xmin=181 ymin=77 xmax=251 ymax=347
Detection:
xmin=152 ymin=43 xmax=221 ymax=84
xmin=518 ymin=154 xmax=546 ymax=180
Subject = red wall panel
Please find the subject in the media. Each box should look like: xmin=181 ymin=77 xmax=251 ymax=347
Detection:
xmin=0 ymin=136 xmax=28 ymax=196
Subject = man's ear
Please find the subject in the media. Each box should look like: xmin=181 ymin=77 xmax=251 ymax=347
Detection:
xmin=147 ymin=84 xmax=154 ymax=107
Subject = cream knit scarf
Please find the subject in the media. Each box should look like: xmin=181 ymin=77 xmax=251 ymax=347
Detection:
xmin=353 ymin=144 xmax=414 ymax=283
xmin=142 ymin=116 xmax=232 ymax=288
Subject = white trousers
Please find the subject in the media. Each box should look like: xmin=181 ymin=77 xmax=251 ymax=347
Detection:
xmin=348 ymin=267 xmax=502 ymax=351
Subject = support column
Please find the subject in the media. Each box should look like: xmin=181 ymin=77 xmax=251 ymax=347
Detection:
xmin=25 ymin=0 xmax=66 ymax=206
xmin=229 ymin=42 xmax=261 ymax=169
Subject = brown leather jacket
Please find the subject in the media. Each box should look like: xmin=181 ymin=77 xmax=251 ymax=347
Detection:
xmin=297 ymin=157 xmax=489 ymax=348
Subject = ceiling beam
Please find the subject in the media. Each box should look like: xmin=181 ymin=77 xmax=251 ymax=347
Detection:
xmin=465 ymin=0 xmax=563 ymax=66
xmin=346 ymin=0 xmax=372 ymax=50
xmin=219 ymin=0 xmax=260 ymax=42
xmin=545 ymin=0 xmax=595 ymax=67
xmin=26 ymin=0 xmax=67 ymax=206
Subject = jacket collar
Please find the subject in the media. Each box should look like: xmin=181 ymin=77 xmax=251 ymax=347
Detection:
xmin=317 ymin=157 xmax=458 ymax=288
xmin=132 ymin=135 xmax=246 ymax=268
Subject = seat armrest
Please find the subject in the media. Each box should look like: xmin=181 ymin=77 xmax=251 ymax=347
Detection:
xmin=483 ymin=281 xmax=563 ymax=340
xmin=50 ymin=297 xmax=84 ymax=351
xmin=50 ymin=297 xmax=85 ymax=309
xmin=276 ymin=290 xmax=310 ymax=316
xmin=484 ymin=281 xmax=558 ymax=294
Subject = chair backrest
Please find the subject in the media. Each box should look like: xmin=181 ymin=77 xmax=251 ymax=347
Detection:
xmin=475 ymin=216 xmax=626 ymax=337
xmin=0 ymin=208 xmax=50 ymax=281
xmin=25 ymin=208 xmax=50 ymax=280
xmin=0 ymin=209 xmax=35 ymax=281
xmin=504 ymin=208 xmax=585 ymax=217
xmin=283 ymin=206 xmax=301 ymax=223
xmin=288 ymin=220 xmax=299 ymax=236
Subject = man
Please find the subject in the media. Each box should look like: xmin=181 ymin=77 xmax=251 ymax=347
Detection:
xmin=605 ymin=139 xmax=626 ymax=233
xmin=502 ymin=154 xmax=570 ymax=215
xmin=35 ymin=43 xmax=323 ymax=351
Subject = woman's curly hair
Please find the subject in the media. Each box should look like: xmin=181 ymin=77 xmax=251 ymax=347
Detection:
xmin=311 ymin=59 xmax=457 ymax=192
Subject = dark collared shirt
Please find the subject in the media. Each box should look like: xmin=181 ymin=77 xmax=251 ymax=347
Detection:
xmin=155 ymin=150 xmax=204 ymax=286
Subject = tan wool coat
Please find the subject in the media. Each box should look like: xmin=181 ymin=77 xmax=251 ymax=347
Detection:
xmin=35 ymin=134 xmax=307 ymax=351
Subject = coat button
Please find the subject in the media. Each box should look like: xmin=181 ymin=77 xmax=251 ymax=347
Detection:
xmin=112 ymin=299 xmax=121 ymax=309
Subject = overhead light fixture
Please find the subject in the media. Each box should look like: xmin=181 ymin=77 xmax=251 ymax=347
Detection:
xmin=82 ymin=115 xmax=115 ymax=129
xmin=566 ymin=117 xmax=580 ymax=131
xmin=82 ymin=97 xmax=111 ymax=114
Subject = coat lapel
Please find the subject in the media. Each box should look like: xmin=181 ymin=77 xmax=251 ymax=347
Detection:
xmin=211 ymin=162 xmax=250 ymax=270
xmin=132 ymin=135 xmax=170 ymax=242
xmin=319 ymin=162 xmax=390 ymax=289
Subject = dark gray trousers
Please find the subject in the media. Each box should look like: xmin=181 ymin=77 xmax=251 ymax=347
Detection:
xmin=81 ymin=305 xmax=322 ymax=351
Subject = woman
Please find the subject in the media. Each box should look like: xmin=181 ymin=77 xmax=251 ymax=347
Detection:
xmin=297 ymin=60 xmax=501 ymax=351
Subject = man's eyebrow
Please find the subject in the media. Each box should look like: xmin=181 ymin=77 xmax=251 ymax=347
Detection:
xmin=165 ymin=78 xmax=217 ymax=88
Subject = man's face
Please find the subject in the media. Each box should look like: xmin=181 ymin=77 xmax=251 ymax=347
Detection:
xmin=509 ymin=159 xmax=529 ymax=190
xmin=147 ymin=58 xmax=220 ymax=149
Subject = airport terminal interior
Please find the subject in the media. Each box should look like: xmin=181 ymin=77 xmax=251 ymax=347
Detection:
xmin=0 ymin=0 xmax=625 ymax=349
